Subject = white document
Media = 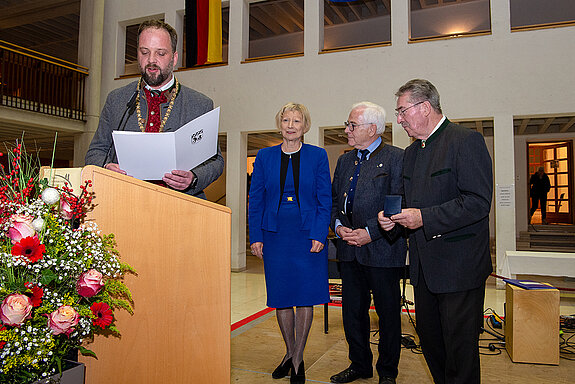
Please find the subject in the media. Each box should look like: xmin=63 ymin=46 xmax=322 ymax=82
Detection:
xmin=112 ymin=107 xmax=220 ymax=180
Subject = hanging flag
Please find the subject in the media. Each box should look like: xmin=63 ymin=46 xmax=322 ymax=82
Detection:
xmin=207 ymin=0 xmax=223 ymax=64
xmin=185 ymin=0 xmax=222 ymax=66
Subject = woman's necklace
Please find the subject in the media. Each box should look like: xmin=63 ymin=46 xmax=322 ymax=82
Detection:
xmin=136 ymin=77 xmax=179 ymax=132
xmin=282 ymin=141 xmax=302 ymax=158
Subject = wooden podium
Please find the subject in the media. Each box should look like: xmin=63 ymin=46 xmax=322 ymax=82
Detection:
xmin=78 ymin=166 xmax=231 ymax=383
xmin=505 ymin=283 xmax=559 ymax=365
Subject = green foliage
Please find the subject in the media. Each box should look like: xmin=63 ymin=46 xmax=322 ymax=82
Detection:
xmin=0 ymin=145 xmax=135 ymax=383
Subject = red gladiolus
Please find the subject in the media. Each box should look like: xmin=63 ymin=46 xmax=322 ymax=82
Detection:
xmin=25 ymin=282 xmax=44 ymax=307
xmin=90 ymin=302 xmax=114 ymax=329
xmin=11 ymin=236 xmax=45 ymax=263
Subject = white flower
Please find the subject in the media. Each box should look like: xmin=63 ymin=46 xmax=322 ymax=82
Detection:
xmin=31 ymin=217 xmax=45 ymax=232
xmin=41 ymin=188 xmax=60 ymax=205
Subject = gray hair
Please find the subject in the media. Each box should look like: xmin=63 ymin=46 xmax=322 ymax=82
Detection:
xmin=351 ymin=101 xmax=386 ymax=135
xmin=396 ymin=79 xmax=442 ymax=114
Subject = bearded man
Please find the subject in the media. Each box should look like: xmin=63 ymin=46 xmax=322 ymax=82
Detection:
xmin=85 ymin=20 xmax=223 ymax=199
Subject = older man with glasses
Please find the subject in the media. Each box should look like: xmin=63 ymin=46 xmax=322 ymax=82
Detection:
xmin=379 ymin=79 xmax=493 ymax=384
xmin=330 ymin=102 xmax=407 ymax=384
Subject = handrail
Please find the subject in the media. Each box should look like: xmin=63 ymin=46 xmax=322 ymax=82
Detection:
xmin=0 ymin=40 xmax=88 ymax=74
xmin=1 ymin=42 xmax=88 ymax=121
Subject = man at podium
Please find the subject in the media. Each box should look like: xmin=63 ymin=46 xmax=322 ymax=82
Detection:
xmin=85 ymin=19 xmax=223 ymax=199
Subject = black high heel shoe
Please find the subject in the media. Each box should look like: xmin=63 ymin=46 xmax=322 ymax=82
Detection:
xmin=272 ymin=357 xmax=292 ymax=379
xmin=290 ymin=360 xmax=305 ymax=383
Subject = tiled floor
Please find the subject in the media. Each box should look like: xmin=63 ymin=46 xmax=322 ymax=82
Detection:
xmin=231 ymin=255 xmax=575 ymax=383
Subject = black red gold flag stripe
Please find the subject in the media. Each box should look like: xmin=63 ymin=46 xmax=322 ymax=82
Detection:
xmin=185 ymin=0 xmax=222 ymax=66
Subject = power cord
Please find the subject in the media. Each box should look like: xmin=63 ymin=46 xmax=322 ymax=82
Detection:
xmin=400 ymin=268 xmax=422 ymax=354
xmin=479 ymin=308 xmax=506 ymax=355
xmin=560 ymin=314 xmax=575 ymax=361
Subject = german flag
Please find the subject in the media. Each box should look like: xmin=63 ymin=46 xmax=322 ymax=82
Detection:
xmin=185 ymin=0 xmax=222 ymax=66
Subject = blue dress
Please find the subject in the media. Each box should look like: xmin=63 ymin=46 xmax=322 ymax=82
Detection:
xmin=262 ymin=157 xmax=329 ymax=308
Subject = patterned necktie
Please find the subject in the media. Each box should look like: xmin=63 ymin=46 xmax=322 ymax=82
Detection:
xmin=143 ymin=88 xmax=167 ymax=132
xmin=345 ymin=149 xmax=369 ymax=220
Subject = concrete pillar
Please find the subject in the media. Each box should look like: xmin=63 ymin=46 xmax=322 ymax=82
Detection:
xmin=491 ymin=0 xmax=516 ymax=287
xmin=493 ymin=114 xmax=516 ymax=287
xmin=229 ymin=0 xmax=248 ymax=64
xmin=74 ymin=0 xmax=105 ymax=166
xmin=389 ymin=0 xmax=412 ymax=150
xmin=227 ymin=130 xmax=248 ymax=272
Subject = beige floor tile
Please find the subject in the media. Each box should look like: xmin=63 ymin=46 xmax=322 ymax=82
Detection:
xmin=231 ymin=256 xmax=575 ymax=383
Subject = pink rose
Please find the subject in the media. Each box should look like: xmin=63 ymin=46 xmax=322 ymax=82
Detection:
xmin=0 ymin=293 xmax=33 ymax=326
xmin=46 ymin=305 xmax=79 ymax=336
xmin=59 ymin=199 xmax=74 ymax=220
xmin=7 ymin=214 xmax=35 ymax=244
xmin=77 ymin=269 xmax=104 ymax=298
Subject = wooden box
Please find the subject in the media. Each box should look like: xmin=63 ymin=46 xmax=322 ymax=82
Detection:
xmin=505 ymin=283 xmax=560 ymax=365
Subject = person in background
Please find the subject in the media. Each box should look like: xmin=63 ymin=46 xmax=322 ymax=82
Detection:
xmin=249 ymin=103 xmax=332 ymax=384
xmin=85 ymin=19 xmax=223 ymax=199
xmin=330 ymin=102 xmax=406 ymax=384
xmin=379 ymin=79 xmax=493 ymax=384
xmin=529 ymin=166 xmax=551 ymax=224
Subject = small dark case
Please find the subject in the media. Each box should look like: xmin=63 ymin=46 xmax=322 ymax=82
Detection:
xmin=384 ymin=195 xmax=402 ymax=217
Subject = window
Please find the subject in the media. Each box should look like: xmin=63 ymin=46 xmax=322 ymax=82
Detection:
xmin=248 ymin=0 xmax=304 ymax=60
xmin=124 ymin=23 xmax=143 ymax=76
xmin=409 ymin=0 xmax=491 ymax=42
xmin=323 ymin=0 xmax=391 ymax=51
xmin=511 ymin=0 xmax=575 ymax=31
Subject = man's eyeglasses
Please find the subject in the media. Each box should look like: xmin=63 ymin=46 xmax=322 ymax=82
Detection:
xmin=394 ymin=100 xmax=425 ymax=118
xmin=344 ymin=121 xmax=373 ymax=131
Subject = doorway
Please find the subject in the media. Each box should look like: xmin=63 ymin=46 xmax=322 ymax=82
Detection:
xmin=527 ymin=141 xmax=573 ymax=224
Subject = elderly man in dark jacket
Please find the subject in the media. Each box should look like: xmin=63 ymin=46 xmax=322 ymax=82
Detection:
xmin=330 ymin=102 xmax=407 ymax=384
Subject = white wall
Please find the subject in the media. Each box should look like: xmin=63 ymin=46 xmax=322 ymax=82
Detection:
xmin=91 ymin=0 xmax=575 ymax=272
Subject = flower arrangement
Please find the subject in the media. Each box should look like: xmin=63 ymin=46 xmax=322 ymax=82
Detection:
xmin=0 ymin=143 xmax=134 ymax=384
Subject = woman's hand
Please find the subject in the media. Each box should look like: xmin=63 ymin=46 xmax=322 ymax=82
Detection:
xmin=310 ymin=240 xmax=324 ymax=253
xmin=250 ymin=242 xmax=263 ymax=259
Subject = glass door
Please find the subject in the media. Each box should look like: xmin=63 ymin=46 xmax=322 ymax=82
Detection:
xmin=528 ymin=141 xmax=573 ymax=224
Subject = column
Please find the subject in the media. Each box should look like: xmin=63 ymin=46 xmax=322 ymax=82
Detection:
xmin=74 ymin=0 xmax=105 ymax=166
xmin=491 ymin=0 xmax=515 ymax=287
xmin=390 ymin=0 xmax=411 ymax=150
xmin=227 ymin=130 xmax=248 ymax=271
xmin=228 ymin=0 xmax=249 ymax=64
xmin=493 ymin=114 xmax=516 ymax=287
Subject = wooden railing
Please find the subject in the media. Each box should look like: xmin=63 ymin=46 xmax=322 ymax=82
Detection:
xmin=0 ymin=40 xmax=88 ymax=121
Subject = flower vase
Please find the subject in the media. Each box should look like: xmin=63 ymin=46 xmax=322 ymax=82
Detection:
xmin=31 ymin=361 xmax=85 ymax=384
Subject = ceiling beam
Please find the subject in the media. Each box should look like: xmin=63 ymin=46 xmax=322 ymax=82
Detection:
xmin=250 ymin=7 xmax=286 ymax=35
xmin=284 ymin=0 xmax=304 ymax=20
xmin=330 ymin=4 xmax=349 ymax=24
xmin=365 ymin=1 xmax=377 ymax=16
xmin=475 ymin=120 xmax=484 ymax=135
xmin=347 ymin=2 xmax=363 ymax=20
xmin=0 ymin=0 xmax=80 ymax=29
xmin=276 ymin=2 xmax=304 ymax=31
xmin=518 ymin=118 xmax=530 ymax=135
xmin=380 ymin=0 xmax=391 ymax=13
xmin=560 ymin=116 xmax=575 ymax=133
xmin=249 ymin=17 xmax=272 ymax=39
xmin=324 ymin=12 xmax=335 ymax=26
xmin=538 ymin=117 xmax=555 ymax=134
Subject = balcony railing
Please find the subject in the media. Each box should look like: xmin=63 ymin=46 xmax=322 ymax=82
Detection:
xmin=0 ymin=40 xmax=88 ymax=121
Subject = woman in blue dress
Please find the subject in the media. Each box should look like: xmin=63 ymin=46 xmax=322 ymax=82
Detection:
xmin=249 ymin=103 xmax=332 ymax=383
